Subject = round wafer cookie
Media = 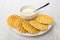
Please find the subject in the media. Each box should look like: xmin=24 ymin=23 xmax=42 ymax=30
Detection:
xmin=35 ymin=14 xmax=54 ymax=24
xmin=22 ymin=20 xmax=39 ymax=34
xmin=7 ymin=15 xmax=27 ymax=33
xmin=30 ymin=20 xmax=48 ymax=31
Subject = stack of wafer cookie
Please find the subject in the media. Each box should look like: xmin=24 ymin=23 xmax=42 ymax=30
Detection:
xmin=7 ymin=14 xmax=54 ymax=34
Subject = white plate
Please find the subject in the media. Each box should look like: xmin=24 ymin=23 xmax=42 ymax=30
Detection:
xmin=10 ymin=24 xmax=53 ymax=36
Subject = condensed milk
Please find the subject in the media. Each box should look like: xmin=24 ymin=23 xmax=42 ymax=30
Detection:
xmin=20 ymin=6 xmax=37 ymax=19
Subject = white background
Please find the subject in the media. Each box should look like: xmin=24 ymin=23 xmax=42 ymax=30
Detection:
xmin=0 ymin=0 xmax=60 ymax=40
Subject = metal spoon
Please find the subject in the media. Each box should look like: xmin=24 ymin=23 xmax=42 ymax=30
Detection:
xmin=34 ymin=3 xmax=50 ymax=12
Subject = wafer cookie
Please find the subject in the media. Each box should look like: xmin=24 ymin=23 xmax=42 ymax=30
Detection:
xmin=7 ymin=15 xmax=27 ymax=33
xmin=35 ymin=14 xmax=54 ymax=24
xmin=30 ymin=20 xmax=48 ymax=31
xmin=22 ymin=20 xmax=39 ymax=34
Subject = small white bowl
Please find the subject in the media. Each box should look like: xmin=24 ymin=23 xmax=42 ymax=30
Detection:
xmin=20 ymin=6 xmax=37 ymax=20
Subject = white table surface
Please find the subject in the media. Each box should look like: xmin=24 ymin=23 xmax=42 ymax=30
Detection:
xmin=0 ymin=0 xmax=60 ymax=40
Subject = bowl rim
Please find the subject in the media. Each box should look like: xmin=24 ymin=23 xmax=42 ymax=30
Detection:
xmin=20 ymin=5 xmax=37 ymax=16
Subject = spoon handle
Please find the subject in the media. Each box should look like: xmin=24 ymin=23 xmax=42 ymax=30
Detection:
xmin=34 ymin=3 xmax=50 ymax=12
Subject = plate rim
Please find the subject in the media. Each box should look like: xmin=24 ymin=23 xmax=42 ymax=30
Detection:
xmin=10 ymin=24 xmax=53 ymax=36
